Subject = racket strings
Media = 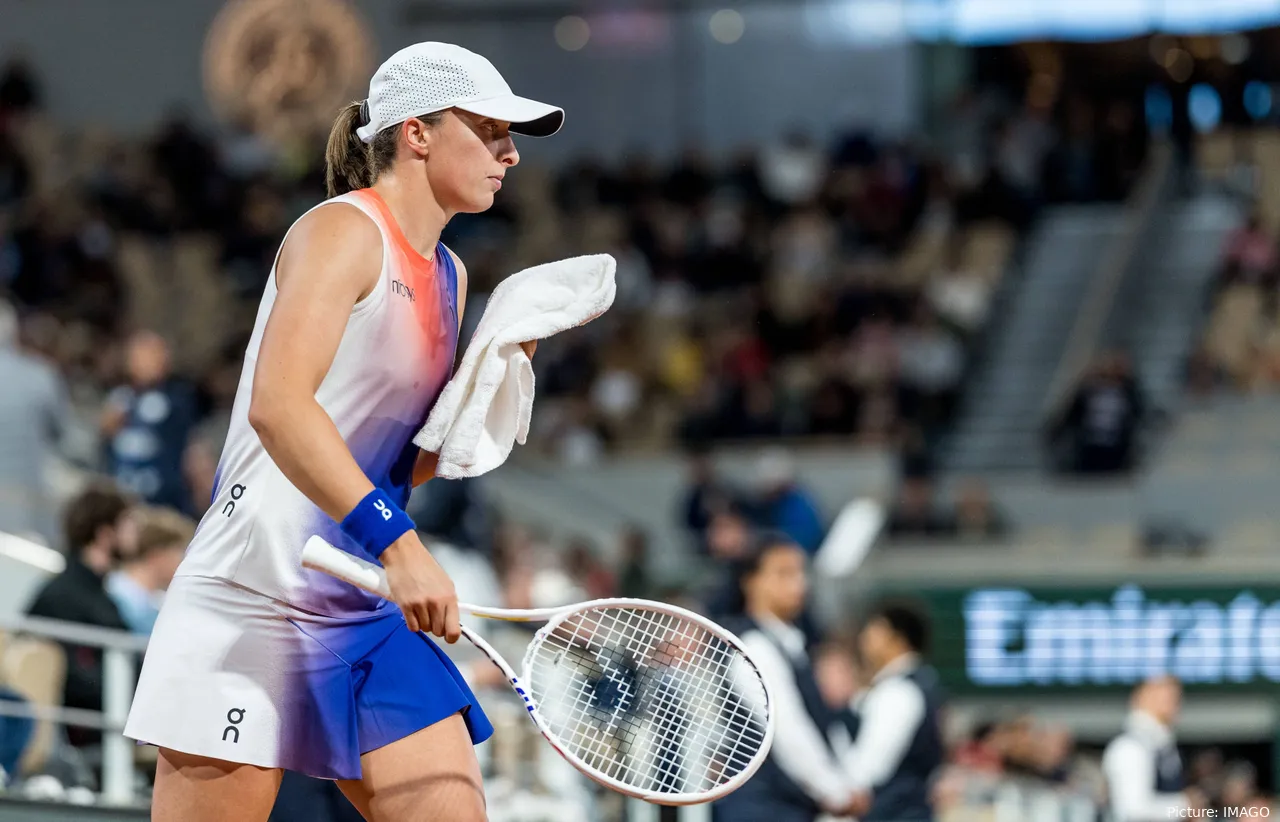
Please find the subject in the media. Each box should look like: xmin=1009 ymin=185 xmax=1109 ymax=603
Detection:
xmin=537 ymin=611 xmax=684 ymax=770
xmin=627 ymin=614 xmax=745 ymax=789
xmin=635 ymin=618 xmax=763 ymax=791
xmin=524 ymin=605 xmax=769 ymax=797
xmin=627 ymin=608 xmax=768 ymax=780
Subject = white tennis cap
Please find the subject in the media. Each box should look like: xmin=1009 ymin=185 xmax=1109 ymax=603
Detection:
xmin=356 ymin=42 xmax=564 ymax=143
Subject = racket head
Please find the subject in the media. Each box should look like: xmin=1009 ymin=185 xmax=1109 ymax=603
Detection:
xmin=516 ymin=598 xmax=775 ymax=805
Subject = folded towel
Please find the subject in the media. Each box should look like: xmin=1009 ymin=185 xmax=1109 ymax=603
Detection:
xmin=414 ymin=254 xmax=617 ymax=479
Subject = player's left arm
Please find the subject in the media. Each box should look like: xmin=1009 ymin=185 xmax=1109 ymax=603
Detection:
xmin=413 ymin=247 xmax=535 ymax=485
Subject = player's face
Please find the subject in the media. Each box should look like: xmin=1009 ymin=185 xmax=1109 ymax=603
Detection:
xmin=425 ymin=109 xmax=519 ymax=214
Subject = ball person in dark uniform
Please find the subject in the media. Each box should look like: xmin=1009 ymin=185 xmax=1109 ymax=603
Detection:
xmin=713 ymin=533 xmax=863 ymax=822
xmin=841 ymin=602 xmax=945 ymax=822
xmin=1103 ymin=675 xmax=1202 ymax=821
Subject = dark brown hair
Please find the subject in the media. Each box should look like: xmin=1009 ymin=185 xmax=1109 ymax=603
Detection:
xmin=64 ymin=484 xmax=132 ymax=555
xmin=729 ymin=530 xmax=802 ymax=616
xmin=324 ymin=102 xmax=443 ymax=198
xmin=863 ymin=599 xmax=931 ymax=655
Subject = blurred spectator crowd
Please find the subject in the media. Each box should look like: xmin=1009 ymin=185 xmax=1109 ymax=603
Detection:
xmin=0 ymin=52 xmax=1154 ymax=548
xmin=1192 ymin=205 xmax=1280 ymax=393
xmin=935 ymin=713 xmax=1276 ymax=821
xmin=1180 ymin=124 xmax=1280 ymax=395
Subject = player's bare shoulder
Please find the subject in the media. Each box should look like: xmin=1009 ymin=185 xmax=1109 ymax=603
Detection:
xmin=276 ymin=201 xmax=382 ymax=296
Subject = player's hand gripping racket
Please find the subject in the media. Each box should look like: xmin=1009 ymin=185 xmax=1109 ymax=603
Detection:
xmin=302 ymin=536 xmax=775 ymax=805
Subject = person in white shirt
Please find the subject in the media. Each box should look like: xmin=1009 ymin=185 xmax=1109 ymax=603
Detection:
xmin=0 ymin=299 xmax=72 ymax=545
xmin=842 ymin=601 xmax=945 ymax=822
xmin=712 ymin=532 xmax=865 ymax=822
xmin=1103 ymin=675 xmax=1203 ymax=821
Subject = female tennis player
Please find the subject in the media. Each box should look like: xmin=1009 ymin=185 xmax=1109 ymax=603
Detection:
xmin=124 ymin=42 xmax=563 ymax=822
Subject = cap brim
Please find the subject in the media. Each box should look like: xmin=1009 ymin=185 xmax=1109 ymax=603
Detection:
xmin=456 ymin=94 xmax=564 ymax=138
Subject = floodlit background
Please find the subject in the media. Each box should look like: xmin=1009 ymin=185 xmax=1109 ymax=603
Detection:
xmin=4 ymin=0 xmax=1280 ymax=820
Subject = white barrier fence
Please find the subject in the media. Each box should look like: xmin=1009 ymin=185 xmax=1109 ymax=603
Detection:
xmin=0 ymin=613 xmax=146 ymax=806
xmin=991 ymin=782 xmax=1099 ymax=822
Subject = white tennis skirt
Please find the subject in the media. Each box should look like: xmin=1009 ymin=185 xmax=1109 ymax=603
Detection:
xmin=124 ymin=574 xmax=492 ymax=780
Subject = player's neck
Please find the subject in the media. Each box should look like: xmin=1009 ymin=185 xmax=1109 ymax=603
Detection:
xmin=370 ymin=174 xmax=446 ymax=261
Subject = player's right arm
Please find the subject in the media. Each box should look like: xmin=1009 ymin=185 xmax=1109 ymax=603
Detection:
xmin=248 ymin=203 xmax=461 ymax=642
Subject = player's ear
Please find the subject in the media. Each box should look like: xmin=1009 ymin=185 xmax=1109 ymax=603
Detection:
xmin=402 ymin=117 xmax=433 ymax=160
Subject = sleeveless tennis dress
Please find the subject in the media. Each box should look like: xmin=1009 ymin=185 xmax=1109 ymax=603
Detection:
xmin=124 ymin=190 xmax=493 ymax=779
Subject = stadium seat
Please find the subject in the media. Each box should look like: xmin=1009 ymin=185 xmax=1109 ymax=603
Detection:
xmin=1196 ymin=129 xmax=1239 ymax=184
xmin=1204 ymin=284 xmax=1264 ymax=384
xmin=961 ymin=223 xmax=1015 ymax=284
xmin=1218 ymin=519 xmax=1280 ymax=555
xmin=2 ymin=637 xmax=66 ymax=776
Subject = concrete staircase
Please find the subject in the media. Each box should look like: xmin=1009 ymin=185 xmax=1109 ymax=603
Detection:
xmin=1102 ymin=193 xmax=1242 ymax=415
xmin=942 ymin=206 xmax=1125 ymax=473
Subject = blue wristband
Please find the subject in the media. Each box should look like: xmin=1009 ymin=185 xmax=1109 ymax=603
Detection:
xmin=340 ymin=489 xmax=415 ymax=560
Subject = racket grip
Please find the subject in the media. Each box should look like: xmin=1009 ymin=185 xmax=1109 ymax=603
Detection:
xmin=302 ymin=536 xmax=392 ymax=598
xmin=303 ymin=536 xmax=505 ymax=617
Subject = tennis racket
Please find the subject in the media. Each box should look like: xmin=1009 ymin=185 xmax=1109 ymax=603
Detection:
xmin=301 ymin=536 xmax=775 ymax=805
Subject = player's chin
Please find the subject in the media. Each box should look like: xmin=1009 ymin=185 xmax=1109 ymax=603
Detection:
xmin=457 ymin=190 xmax=497 ymax=214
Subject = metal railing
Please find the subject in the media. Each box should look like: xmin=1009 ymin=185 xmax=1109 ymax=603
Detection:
xmin=992 ymin=781 xmax=1099 ymax=822
xmin=1042 ymin=140 xmax=1176 ymax=427
xmin=0 ymin=613 xmax=147 ymax=807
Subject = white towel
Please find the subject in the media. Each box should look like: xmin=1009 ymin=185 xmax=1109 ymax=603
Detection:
xmin=414 ymin=254 xmax=617 ymax=479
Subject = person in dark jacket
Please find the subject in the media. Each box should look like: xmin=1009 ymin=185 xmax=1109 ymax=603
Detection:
xmin=679 ymin=447 xmax=740 ymax=556
xmin=753 ymin=449 xmax=825 ymax=555
xmin=1051 ymin=351 xmax=1147 ymax=475
xmin=25 ymin=484 xmax=134 ymax=747
xmin=101 ymin=331 xmax=199 ymax=513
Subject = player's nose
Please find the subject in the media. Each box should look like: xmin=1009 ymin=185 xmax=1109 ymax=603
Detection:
xmin=497 ymin=136 xmax=519 ymax=167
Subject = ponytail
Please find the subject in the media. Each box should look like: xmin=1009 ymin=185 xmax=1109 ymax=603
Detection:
xmin=325 ymin=101 xmax=371 ymax=198
xmin=324 ymin=101 xmax=446 ymax=198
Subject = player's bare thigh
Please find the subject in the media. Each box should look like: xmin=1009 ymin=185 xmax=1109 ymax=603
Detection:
xmin=152 ymin=748 xmax=283 ymax=822
xmin=337 ymin=714 xmax=485 ymax=822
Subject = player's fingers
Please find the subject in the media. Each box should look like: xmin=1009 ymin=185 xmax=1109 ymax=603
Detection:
xmin=402 ymin=605 xmax=420 ymax=633
xmin=417 ymin=602 xmax=436 ymax=637
xmin=444 ymin=600 xmax=461 ymax=645
xmin=428 ymin=599 xmax=446 ymax=638
xmin=413 ymin=601 xmax=432 ymax=635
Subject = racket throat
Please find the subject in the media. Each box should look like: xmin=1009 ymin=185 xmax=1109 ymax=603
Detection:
xmin=511 ymin=678 xmax=537 ymax=716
